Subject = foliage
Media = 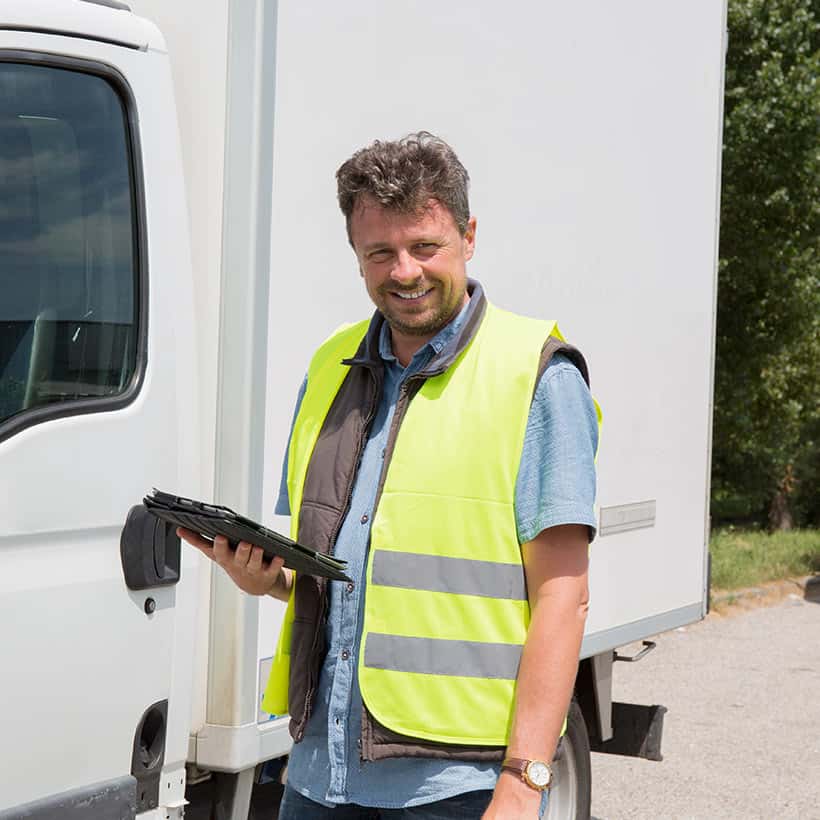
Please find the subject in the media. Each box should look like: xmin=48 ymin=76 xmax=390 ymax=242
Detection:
xmin=713 ymin=0 xmax=819 ymax=527
xmin=710 ymin=527 xmax=820 ymax=589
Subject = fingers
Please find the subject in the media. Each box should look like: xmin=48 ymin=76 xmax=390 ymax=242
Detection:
xmin=177 ymin=529 xmax=286 ymax=595
xmin=177 ymin=530 xmax=237 ymax=568
xmin=240 ymin=544 xmax=283 ymax=579
xmin=238 ymin=544 xmax=286 ymax=598
xmin=245 ymin=544 xmax=264 ymax=575
xmin=222 ymin=538 xmax=274 ymax=580
xmin=232 ymin=539 xmax=252 ymax=568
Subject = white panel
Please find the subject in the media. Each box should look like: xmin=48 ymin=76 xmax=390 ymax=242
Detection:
xmin=262 ymin=1 xmax=726 ymax=638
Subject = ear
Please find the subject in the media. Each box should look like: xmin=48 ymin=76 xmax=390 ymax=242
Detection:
xmin=463 ymin=216 xmax=477 ymax=261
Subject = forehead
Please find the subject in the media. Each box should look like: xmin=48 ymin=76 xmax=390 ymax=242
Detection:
xmin=349 ymin=197 xmax=457 ymax=249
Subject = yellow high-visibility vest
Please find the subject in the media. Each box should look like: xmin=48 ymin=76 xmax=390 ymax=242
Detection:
xmin=264 ymin=303 xmax=586 ymax=746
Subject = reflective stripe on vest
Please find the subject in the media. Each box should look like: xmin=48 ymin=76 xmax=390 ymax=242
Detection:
xmin=371 ymin=550 xmax=528 ymax=600
xmin=364 ymin=633 xmax=523 ymax=680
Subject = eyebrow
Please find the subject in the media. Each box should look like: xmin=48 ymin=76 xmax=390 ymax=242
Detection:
xmin=362 ymin=235 xmax=444 ymax=253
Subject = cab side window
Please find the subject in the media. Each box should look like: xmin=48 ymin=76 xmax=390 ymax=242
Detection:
xmin=0 ymin=61 xmax=140 ymax=429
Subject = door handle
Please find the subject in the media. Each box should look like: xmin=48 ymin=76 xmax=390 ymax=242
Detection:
xmin=120 ymin=504 xmax=181 ymax=590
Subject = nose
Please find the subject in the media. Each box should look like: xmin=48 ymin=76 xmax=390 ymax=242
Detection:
xmin=391 ymin=249 xmax=423 ymax=285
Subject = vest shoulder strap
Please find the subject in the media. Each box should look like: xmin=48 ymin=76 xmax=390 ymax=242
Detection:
xmin=536 ymin=336 xmax=591 ymax=388
xmin=287 ymin=318 xmax=370 ymax=528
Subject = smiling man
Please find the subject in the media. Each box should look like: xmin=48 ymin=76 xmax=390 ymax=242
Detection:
xmin=351 ymin=195 xmax=474 ymax=365
xmin=180 ymin=132 xmax=598 ymax=819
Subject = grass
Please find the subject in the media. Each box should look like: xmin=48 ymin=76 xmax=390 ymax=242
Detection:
xmin=710 ymin=528 xmax=820 ymax=591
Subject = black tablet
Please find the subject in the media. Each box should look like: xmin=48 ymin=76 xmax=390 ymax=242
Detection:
xmin=144 ymin=489 xmax=351 ymax=582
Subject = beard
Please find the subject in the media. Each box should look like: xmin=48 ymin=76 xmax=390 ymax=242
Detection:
xmin=376 ymin=280 xmax=467 ymax=338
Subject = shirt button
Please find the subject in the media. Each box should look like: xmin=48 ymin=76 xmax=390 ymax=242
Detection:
xmin=347 ymin=582 xmax=355 ymax=593
xmin=360 ymin=514 xmax=369 ymax=524
xmin=341 ymin=649 xmax=350 ymax=660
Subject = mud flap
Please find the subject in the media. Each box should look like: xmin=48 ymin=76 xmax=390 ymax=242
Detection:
xmin=588 ymin=702 xmax=667 ymax=761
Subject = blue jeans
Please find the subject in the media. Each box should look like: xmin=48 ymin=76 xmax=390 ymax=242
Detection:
xmin=278 ymin=785 xmax=549 ymax=819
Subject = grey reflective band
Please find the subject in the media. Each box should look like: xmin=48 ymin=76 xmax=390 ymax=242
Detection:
xmin=371 ymin=550 xmax=527 ymax=600
xmin=364 ymin=633 xmax=523 ymax=680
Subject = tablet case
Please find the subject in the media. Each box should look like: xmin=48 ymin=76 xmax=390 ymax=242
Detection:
xmin=144 ymin=489 xmax=352 ymax=582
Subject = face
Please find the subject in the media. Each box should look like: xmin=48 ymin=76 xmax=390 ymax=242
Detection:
xmin=349 ymin=197 xmax=476 ymax=347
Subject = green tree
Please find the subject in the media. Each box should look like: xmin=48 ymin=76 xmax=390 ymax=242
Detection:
xmin=713 ymin=0 xmax=819 ymax=528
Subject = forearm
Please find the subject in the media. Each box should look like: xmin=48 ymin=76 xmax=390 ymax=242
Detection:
xmin=505 ymin=582 xmax=588 ymax=762
xmin=484 ymin=524 xmax=590 ymax=818
xmin=490 ymin=582 xmax=588 ymax=818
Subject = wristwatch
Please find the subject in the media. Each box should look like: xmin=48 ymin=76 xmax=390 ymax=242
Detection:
xmin=501 ymin=757 xmax=553 ymax=791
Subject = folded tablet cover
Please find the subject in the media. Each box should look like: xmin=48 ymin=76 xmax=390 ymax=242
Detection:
xmin=144 ymin=489 xmax=352 ymax=582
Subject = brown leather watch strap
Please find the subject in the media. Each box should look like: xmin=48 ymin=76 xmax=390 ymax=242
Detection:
xmin=501 ymin=756 xmax=529 ymax=777
xmin=501 ymin=756 xmax=552 ymax=791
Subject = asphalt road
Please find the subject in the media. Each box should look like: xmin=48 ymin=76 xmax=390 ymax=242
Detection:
xmin=590 ymin=593 xmax=820 ymax=820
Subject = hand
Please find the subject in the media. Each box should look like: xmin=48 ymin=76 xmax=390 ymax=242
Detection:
xmin=177 ymin=528 xmax=288 ymax=598
xmin=482 ymin=771 xmax=543 ymax=819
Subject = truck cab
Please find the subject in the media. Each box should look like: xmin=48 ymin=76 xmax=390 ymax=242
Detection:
xmin=0 ymin=3 xmax=199 ymax=816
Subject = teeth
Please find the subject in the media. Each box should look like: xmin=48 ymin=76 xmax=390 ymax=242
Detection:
xmin=396 ymin=289 xmax=429 ymax=300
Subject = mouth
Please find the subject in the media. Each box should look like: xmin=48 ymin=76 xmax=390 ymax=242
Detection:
xmin=390 ymin=287 xmax=433 ymax=303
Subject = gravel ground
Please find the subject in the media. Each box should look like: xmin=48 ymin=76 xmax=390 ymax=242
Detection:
xmin=591 ymin=593 xmax=820 ymax=820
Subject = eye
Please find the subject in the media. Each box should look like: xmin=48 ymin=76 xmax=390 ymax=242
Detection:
xmin=414 ymin=242 xmax=438 ymax=253
xmin=368 ymin=249 xmax=392 ymax=261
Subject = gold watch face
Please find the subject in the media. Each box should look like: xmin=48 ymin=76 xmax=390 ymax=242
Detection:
xmin=525 ymin=760 xmax=552 ymax=789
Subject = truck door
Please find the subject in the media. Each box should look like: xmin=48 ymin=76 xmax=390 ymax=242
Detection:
xmin=0 ymin=22 xmax=198 ymax=820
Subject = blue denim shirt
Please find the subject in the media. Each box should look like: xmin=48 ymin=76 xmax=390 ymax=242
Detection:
xmin=275 ymin=293 xmax=598 ymax=808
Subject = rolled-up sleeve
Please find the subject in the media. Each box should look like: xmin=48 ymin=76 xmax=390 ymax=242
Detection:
xmin=515 ymin=354 xmax=599 ymax=544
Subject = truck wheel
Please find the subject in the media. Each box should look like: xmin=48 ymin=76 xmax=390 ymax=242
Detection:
xmin=547 ymin=699 xmax=592 ymax=820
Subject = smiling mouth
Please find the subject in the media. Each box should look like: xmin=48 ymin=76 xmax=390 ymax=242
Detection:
xmin=392 ymin=287 xmax=433 ymax=302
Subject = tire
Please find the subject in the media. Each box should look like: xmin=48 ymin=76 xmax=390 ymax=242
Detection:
xmin=547 ymin=699 xmax=592 ymax=820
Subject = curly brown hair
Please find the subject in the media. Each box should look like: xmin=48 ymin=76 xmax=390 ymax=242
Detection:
xmin=336 ymin=131 xmax=470 ymax=243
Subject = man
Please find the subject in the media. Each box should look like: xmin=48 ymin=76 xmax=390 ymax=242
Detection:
xmin=180 ymin=132 xmax=598 ymax=819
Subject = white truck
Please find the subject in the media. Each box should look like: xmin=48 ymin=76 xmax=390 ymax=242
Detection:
xmin=0 ymin=1 xmax=728 ymax=817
